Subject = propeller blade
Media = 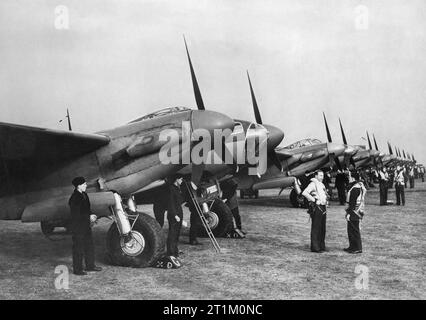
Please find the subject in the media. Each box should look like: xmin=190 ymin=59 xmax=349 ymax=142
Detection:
xmin=373 ymin=134 xmax=379 ymax=151
xmin=338 ymin=118 xmax=348 ymax=145
xmin=323 ymin=112 xmax=332 ymax=143
xmin=66 ymin=108 xmax=72 ymax=131
xmin=388 ymin=142 xmax=393 ymax=155
xmin=366 ymin=131 xmax=372 ymax=150
xmin=247 ymin=71 xmax=262 ymax=125
xmin=183 ymin=36 xmax=205 ymax=110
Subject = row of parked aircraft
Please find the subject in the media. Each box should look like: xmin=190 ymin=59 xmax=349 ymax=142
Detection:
xmin=0 ymin=39 xmax=420 ymax=267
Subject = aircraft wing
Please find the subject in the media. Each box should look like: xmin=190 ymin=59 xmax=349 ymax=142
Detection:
xmin=0 ymin=122 xmax=110 ymax=171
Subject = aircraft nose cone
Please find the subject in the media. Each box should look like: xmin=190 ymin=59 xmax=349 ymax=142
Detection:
xmin=191 ymin=110 xmax=234 ymax=135
xmin=344 ymin=145 xmax=356 ymax=156
xmin=327 ymin=143 xmax=346 ymax=156
xmin=263 ymin=124 xmax=284 ymax=151
xmin=370 ymin=150 xmax=380 ymax=158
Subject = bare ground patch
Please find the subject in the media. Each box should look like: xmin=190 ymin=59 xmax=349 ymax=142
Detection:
xmin=0 ymin=182 xmax=425 ymax=299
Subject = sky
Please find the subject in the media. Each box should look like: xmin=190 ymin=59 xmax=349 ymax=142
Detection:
xmin=0 ymin=0 xmax=425 ymax=164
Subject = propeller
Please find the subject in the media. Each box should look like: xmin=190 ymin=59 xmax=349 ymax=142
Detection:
xmin=372 ymin=134 xmax=384 ymax=166
xmin=373 ymin=134 xmax=379 ymax=151
xmin=366 ymin=131 xmax=372 ymax=150
xmin=184 ymin=36 xmax=205 ymax=111
xmin=322 ymin=112 xmax=342 ymax=171
xmin=387 ymin=142 xmax=393 ymax=155
xmin=323 ymin=112 xmax=332 ymax=143
xmin=183 ymin=36 xmax=206 ymax=183
xmin=339 ymin=118 xmax=348 ymax=145
xmin=247 ymin=71 xmax=282 ymax=172
xmin=339 ymin=118 xmax=356 ymax=168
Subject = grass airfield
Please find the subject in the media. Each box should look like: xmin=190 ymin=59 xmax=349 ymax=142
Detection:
xmin=0 ymin=181 xmax=425 ymax=299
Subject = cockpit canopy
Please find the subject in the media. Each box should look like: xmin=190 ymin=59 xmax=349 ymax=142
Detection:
xmin=129 ymin=107 xmax=191 ymax=123
xmin=282 ymin=138 xmax=322 ymax=150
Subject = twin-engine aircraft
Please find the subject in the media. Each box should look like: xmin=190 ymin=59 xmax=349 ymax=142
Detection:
xmin=0 ymin=100 xmax=234 ymax=268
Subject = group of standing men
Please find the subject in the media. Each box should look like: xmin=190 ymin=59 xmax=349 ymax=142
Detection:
xmin=302 ymin=170 xmax=366 ymax=254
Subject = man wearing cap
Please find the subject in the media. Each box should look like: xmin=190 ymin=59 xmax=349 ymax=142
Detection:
xmin=344 ymin=172 xmax=366 ymax=254
xmin=69 ymin=177 xmax=102 ymax=275
xmin=302 ymin=170 xmax=329 ymax=253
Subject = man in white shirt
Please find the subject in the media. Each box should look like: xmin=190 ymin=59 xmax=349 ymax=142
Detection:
xmin=394 ymin=166 xmax=406 ymax=206
xmin=302 ymin=170 xmax=328 ymax=253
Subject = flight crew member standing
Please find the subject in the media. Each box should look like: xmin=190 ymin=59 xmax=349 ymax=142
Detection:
xmin=394 ymin=166 xmax=406 ymax=206
xmin=335 ymin=170 xmax=348 ymax=205
xmin=344 ymin=172 xmax=366 ymax=254
xmin=302 ymin=170 xmax=329 ymax=253
xmin=166 ymin=176 xmax=184 ymax=258
xmin=68 ymin=177 xmax=102 ymax=275
xmin=408 ymin=166 xmax=415 ymax=189
xmin=378 ymin=167 xmax=389 ymax=206
xmin=221 ymin=178 xmax=245 ymax=238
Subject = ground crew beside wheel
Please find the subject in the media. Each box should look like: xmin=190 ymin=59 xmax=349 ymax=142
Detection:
xmin=221 ymin=178 xmax=245 ymax=238
xmin=302 ymin=170 xmax=328 ymax=253
xmin=344 ymin=172 xmax=366 ymax=254
xmin=68 ymin=176 xmax=102 ymax=276
xmin=166 ymin=176 xmax=184 ymax=258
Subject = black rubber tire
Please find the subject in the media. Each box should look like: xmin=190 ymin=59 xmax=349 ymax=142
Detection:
xmin=197 ymin=199 xmax=234 ymax=238
xmin=40 ymin=221 xmax=55 ymax=235
xmin=106 ymin=212 xmax=165 ymax=268
xmin=254 ymin=190 xmax=259 ymax=199
xmin=240 ymin=190 xmax=245 ymax=199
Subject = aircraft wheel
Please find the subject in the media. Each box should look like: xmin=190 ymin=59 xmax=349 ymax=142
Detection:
xmin=240 ymin=190 xmax=245 ymax=199
xmin=106 ymin=212 xmax=165 ymax=268
xmin=254 ymin=190 xmax=259 ymax=199
xmin=40 ymin=221 xmax=55 ymax=235
xmin=197 ymin=199 xmax=233 ymax=238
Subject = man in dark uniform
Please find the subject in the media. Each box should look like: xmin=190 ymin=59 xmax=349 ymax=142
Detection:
xmin=221 ymin=178 xmax=245 ymax=238
xmin=302 ymin=170 xmax=328 ymax=253
xmin=166 ymin=176 xmax=184 ymax=258
xmin=335 ymin=170 xmax=348 ymax=205
xmin=344 ymin=172 xmax=366 ymax=254
xmin=68 ymin=177 xmax=102 ymax=275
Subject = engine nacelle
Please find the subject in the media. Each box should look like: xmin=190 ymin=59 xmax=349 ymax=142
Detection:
xmin=21 ymin=191 xmax=116 ymax=222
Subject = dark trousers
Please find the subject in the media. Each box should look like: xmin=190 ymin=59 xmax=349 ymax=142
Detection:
xmin=347 ymin=219 xmax=362 ymax=251
xmin=231 ymin=207 xmax=242 ymax=229
xmin=409 ymin=177 xmax=414 ymax=189
xmin=153 ymin=201 xmax=167 ymax=227
xmin=310 ymin=205 xmax=326 ymax=252
xmin=166 ymin=210 xmax=183 ymax=257
xmin=189 ymin=207 xmax=202 ymax=242
xmin=395 ymin=184 xmax=405 ymax=205
xmin=337 ymin=186 xmax=346 ymax=205
xmin=379 ymin=181 xmax=388 ymax=205
xmin=72 ymin=231 xmax=95 ymax=273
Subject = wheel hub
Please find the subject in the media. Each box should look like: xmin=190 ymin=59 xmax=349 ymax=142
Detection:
xmin=205 ymin=211 xmax=219 ymax=230
xmin=120 ymin=231 xmax=145 ymax=256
